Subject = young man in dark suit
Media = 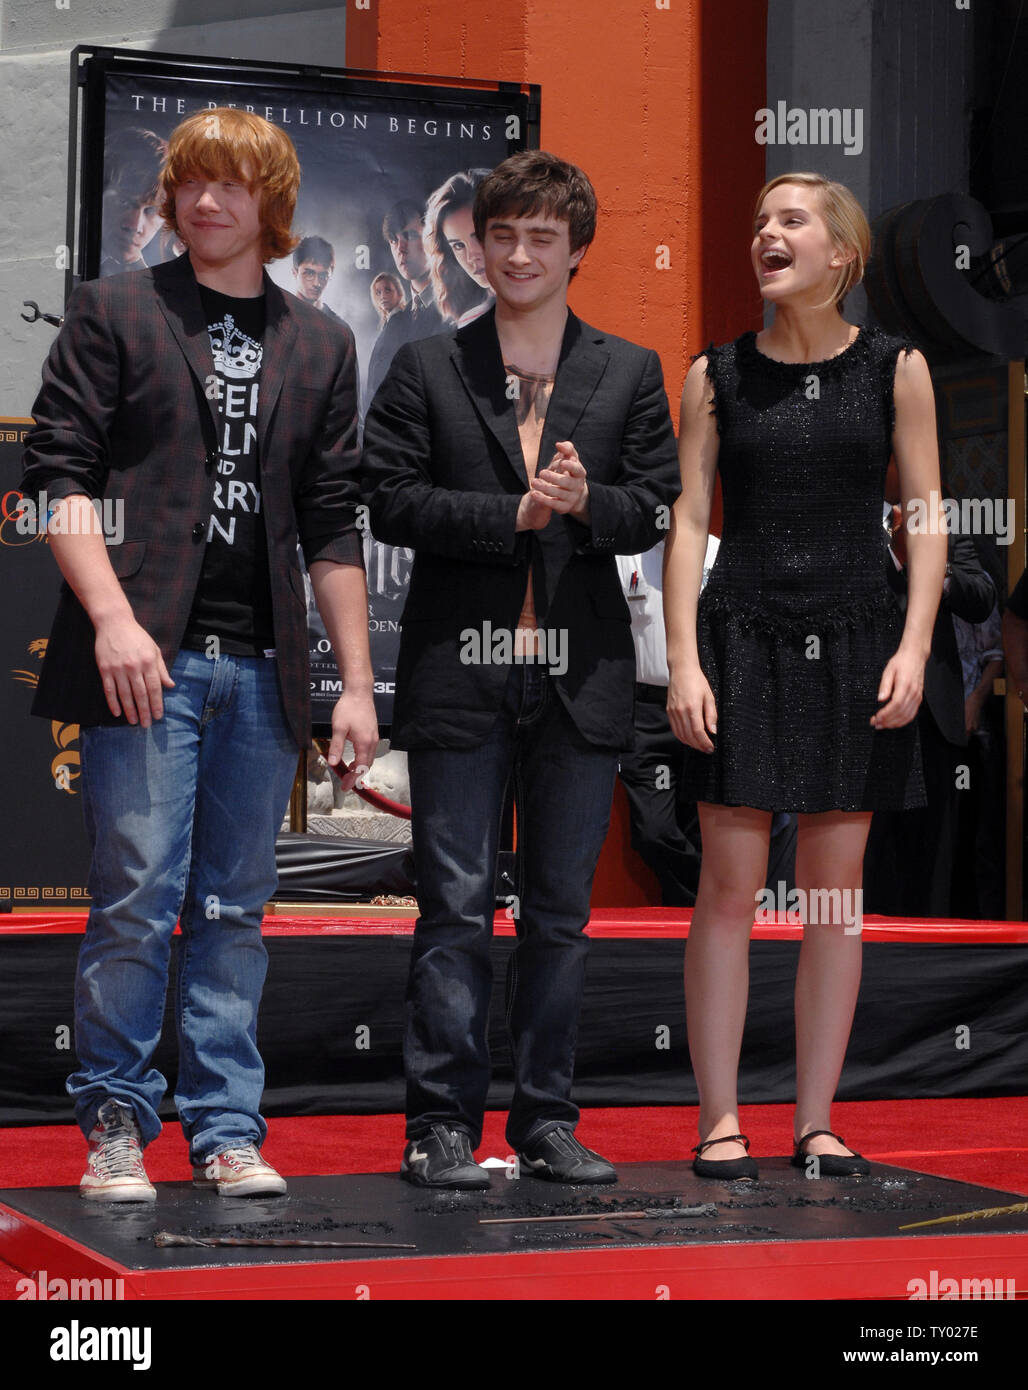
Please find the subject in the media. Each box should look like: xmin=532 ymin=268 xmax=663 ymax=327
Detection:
xmin=363 ymin=198 xmax=444 ymax=411
xmin=363 ymin=151 xmax=680 ymax=1188
xmin=22 ymin=109 xmax=377 ymax=1200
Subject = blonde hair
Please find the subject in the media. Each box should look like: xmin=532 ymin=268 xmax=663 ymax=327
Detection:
xmin=159 ymin=107 xmax=300 ymax=263
xmin=753 ymin=172 xmax=870 ymax=310
xmin=370 ymin=271 xmax=407 ymax=325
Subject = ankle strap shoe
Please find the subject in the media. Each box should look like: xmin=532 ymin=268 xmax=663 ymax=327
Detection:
xmin=692 ymin=1133 xmax=758 ymax=1181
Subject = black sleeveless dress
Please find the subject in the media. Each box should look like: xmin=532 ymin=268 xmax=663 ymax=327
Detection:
xmin=679 ymin=325 xmax=925 ymax=814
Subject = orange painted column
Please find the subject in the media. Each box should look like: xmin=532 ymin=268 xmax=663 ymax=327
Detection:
xmin=349 ymin=0 xmax=703 ymax=401
xmin=347 ymin=0 xmax=767 ymax=904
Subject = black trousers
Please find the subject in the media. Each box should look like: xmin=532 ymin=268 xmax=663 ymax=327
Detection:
xmin=863 ymin=709 xmax=962 ymax=918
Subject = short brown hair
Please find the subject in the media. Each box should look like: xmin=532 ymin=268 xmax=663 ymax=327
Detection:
xmin=105 ymin=128 xmax=167 ymax=205
xmin=473 ymin=151 xmax=597 ymax=278
xmin=753 ymin=172 xmax=870 ymax=309
xmin=159 ymin=107 xmax=300 ymax=263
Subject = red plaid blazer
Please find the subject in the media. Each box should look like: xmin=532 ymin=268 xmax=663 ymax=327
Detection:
xmin=21 ymin=253 xmax=363 ymax=748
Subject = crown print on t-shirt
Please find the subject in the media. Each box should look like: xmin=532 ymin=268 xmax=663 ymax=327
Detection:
xmin=208 ymin=313 xmax=263 ymax=379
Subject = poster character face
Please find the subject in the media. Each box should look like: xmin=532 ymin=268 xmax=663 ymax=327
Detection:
xmin=174 ymin=165 xmax=264 ymax=271
xmin=101 ymin=126 xmax=167 ymax=270
xmin=372 ymin=276 xmax=404 ymax=315
xmin=441 ymin=206 xmax=489 ymax=290
xmin=103 ymin=188 xmax=163 ymax=265
xmin=483 ymin=212 xmax=585 ymax=312
xmin=294 ymin=259 xmax=334 ymax=305
xmin=388 ymin=216 xmax=429 ymax=284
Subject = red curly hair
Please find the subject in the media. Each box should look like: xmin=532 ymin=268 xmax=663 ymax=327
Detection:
xmin=159 ymin=107 xmax=300 ymax=263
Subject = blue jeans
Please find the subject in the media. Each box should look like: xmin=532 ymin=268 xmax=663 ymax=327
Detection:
xmin=68 ymin=648 xmax=298 ymax=1162
xmin=405 ymin=665 xmax=619 ymax=1150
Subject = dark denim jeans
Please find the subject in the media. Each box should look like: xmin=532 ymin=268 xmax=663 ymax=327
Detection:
xmin=405 ymin=664 xmax=618 ymax=1150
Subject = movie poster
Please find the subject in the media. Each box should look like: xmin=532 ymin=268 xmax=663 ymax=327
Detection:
xmin=93 ymin=59 xmax=533 ymax=726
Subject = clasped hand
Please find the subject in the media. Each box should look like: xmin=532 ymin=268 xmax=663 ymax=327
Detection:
xmin=516 ymin=441 xmax=589 ymax=530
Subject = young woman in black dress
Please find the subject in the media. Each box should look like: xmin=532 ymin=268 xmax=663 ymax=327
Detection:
xmin=663 ymin=173 xmax=946 ymax=1179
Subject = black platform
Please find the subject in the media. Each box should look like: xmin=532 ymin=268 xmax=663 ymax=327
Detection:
xmin=2 ymin=1161 xmax=1026 ymax=1299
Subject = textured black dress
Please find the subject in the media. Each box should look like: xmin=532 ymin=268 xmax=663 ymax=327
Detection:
xmin=679 ymin=325 xmax=925 ymax=813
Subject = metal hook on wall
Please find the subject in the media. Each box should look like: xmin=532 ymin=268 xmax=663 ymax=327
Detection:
xmin=21 ymin=301 xmax=64 ymax=328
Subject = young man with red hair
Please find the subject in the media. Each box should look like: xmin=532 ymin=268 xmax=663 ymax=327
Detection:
xmin=23 ymin=108 xmax=377 ymax=1200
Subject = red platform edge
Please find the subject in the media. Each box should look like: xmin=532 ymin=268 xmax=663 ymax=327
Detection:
xmin=2 ymin=1199 xmax=1026 ymax=1300
xmin=3 ymin=909 xmax=1026 ymax=943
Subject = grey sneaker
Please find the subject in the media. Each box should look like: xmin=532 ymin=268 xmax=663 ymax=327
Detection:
xmin=401 ymin=1124 xmax=491 ymax=1189
xmin=192 ymin=1144 xmax=287 ymax=1196
xmin=80 ymin=1098 xmax=156 ymax=1203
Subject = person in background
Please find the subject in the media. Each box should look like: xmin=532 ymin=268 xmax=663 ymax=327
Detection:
xmin=615 ymin=539 xmax=713 ymax=906
xmin=863 ymin=501 xmax=996 ymax=918
xmin=950 ymin=596 xmax=1004 ymax=919
xmin=618 ymin=538 xmax=799 ymax=905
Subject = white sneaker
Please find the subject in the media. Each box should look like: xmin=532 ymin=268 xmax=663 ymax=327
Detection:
xmin=80 ymin=1098 xmax=156 ymax=1203
xmin=192 ymin=1144 xmax=287 ymax=1196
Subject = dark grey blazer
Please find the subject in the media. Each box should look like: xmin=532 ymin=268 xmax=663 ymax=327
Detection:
xmin=21 ymin=254 xmax=363 ymax=748
xmin=361 ymin=307 xmax=681 ymax=750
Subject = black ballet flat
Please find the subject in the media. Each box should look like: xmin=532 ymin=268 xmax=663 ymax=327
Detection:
xmin=692 ymin=1133 xmax=758 ymax=1181
xmin=792 ymin=1129 xmax=870 ymax=1177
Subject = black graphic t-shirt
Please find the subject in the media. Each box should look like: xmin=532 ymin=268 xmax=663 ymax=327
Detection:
xmin=182 ymin=286 xmax=275 ymax=656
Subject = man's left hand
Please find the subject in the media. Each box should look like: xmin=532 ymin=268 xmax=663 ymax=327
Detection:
xmin=327 ymin=689 xmax=380 ymax=791
xmin=531 ymin=440 xmax=589 ymax=520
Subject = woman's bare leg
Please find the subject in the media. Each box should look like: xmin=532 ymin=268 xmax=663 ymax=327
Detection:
xmin=793 ymin=810 xmax=871 ymax=1156
xmin=686 ymin=803 xmax=772 ymax=1160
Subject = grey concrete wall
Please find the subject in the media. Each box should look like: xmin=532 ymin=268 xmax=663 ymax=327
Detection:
xmin=764 ymin=0 xmax=873 ymax=322
xmin=0 ymin=2 xmax=347 ymax=410
xmin=764 ymin=0 xmax=874 ymax=207
xmin=867 ymin=0 xmax=973 ymax=216
xmin=764 ymin=0 xmax=975 ymax=325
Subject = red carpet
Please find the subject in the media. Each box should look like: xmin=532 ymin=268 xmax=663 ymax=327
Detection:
xmin=2 ymin=1097 xmax=1025 ymax=1299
